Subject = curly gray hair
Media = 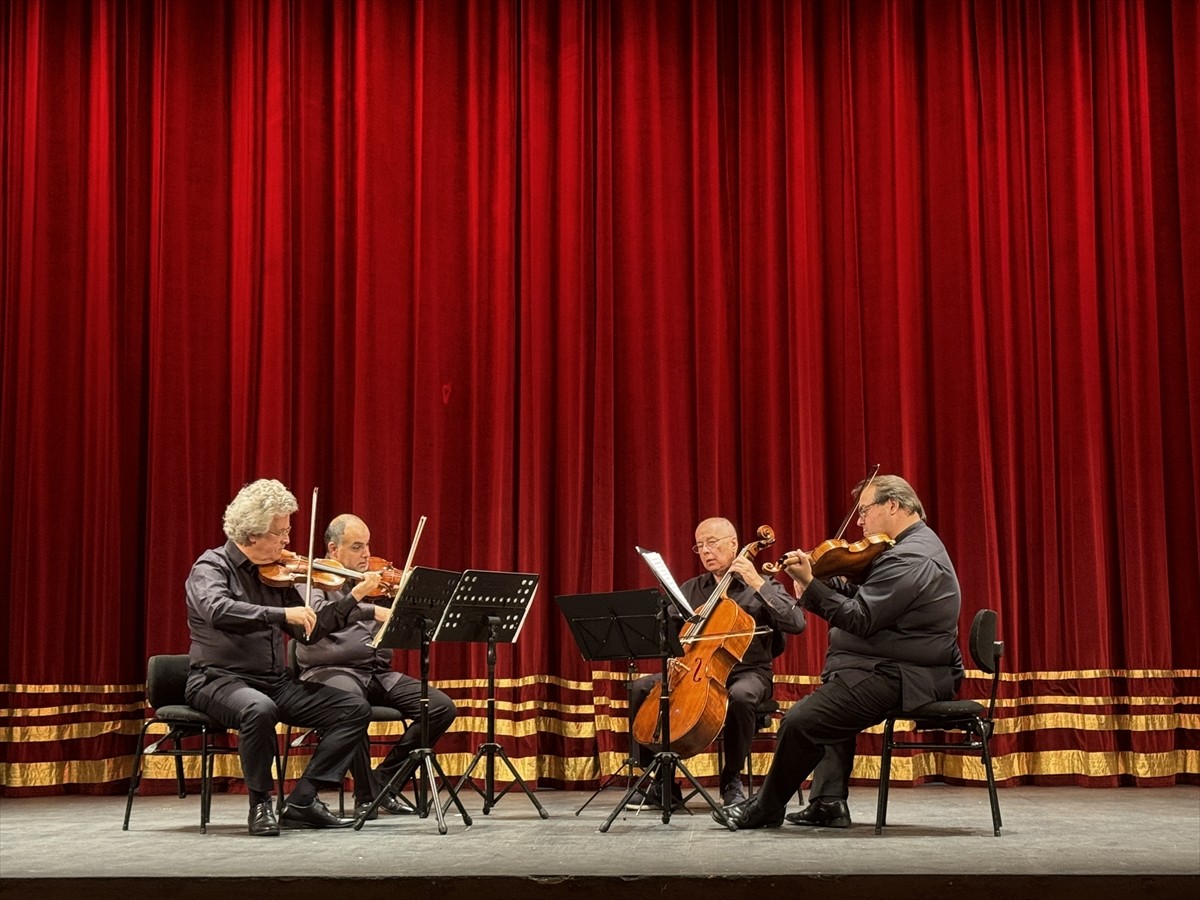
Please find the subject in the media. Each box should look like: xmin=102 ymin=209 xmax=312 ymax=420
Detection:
xmin=222 ymin=479 xmax=298 ymax=544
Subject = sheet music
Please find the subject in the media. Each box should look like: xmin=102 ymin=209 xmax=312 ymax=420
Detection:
xmin=635 ymin=546 xmax=695 ymax=616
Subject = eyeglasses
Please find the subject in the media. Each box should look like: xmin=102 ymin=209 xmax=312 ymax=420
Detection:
xmin=692 ymin=536 xmax=735 ymax=554
xmin=267 ymin=527 xmax=292 ymax=538
xmin=856 ymin=501 xmax=883 ymax=518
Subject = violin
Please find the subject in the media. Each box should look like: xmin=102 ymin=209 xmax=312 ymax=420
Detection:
xmin=362 ymin=557 xmax=405 ymax=597
xmin=258 ymin=550 xmax=350 ymax=591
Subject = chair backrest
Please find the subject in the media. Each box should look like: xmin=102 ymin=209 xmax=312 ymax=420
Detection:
xmin=968 ymin=609 xmax=1002 ymax=674
xmin=968 ymin=608 xmax=1004 ymax=716
xmin=146 ymin=654 xmax=190 ymax=710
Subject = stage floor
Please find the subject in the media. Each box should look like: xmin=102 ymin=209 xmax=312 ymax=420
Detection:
xmin=1 ymin=783 xmax=1197 ymax=899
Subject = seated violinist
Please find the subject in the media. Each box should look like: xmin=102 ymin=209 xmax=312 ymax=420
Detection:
xmin=184 ymin=479 xmax=374 ymax=836
xmin=716 ymin=474 xmax=964 ymax=830
xmin=629 ymin=517 xmax=806 ymax=808
xmin=295 ymin=514 xmax=457 ymax=819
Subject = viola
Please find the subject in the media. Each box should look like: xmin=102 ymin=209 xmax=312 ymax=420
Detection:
xmin=258 ymin=550 xmax=349 ymax=591
xmin=362 ymin=557 xmax=406 ymax=597
xmin=764 ymin=532 xmax=894 ymax=583
xmin=632 ymin=525 xmax=776 ymax=759
xmin=762 ymin=464 xmax=893 ymax=583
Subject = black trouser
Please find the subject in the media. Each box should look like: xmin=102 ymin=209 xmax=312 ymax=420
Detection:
xmin=629 ymin=667 xmax=772 ymax=790
xmin=306 ymin=669 xmax=458 ymax=802
xmin=187 ymin=670 xmax=371 ymax=802
xmin=752 ymin=671 xmax=902 ymax=814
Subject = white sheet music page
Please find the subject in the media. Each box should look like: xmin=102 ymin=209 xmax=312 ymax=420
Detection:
xmin=635 ymin=546 xmax=695 ymax=616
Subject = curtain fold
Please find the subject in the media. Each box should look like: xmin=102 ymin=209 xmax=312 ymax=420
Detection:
xmin=1 ymin=0 xmax=1195 ymax=793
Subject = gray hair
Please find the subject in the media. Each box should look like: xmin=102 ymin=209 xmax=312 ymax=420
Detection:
xmin=854 ymin=474 xmax=926 ymax=521
xmin=222 ymin=479 xmax=298 ymax=543
xmin=325 ymin=513 xmax=366 ymax=547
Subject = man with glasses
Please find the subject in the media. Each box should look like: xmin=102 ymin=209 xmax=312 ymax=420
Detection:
xmin=184 ymin=479 xmax=375 ymax=835
xmin=629 ymin=517 xmax=806 ymax=808
xmin=296 ymin=513 xmax=457 ymax=819
xmin=717 ymin=475 xmax=964 ymax=830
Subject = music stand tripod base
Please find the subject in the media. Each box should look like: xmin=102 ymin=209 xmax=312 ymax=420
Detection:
xmin=352 ymin=566 xmax=474 ymax=834
xmin=556 ymin=588 xmax=734 ymax=831
xmin=437 ymin=570 xmax=547 ymax=818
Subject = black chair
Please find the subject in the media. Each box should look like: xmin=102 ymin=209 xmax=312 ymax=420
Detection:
xmin=123 ymin=654 xmax=281 ymax=833
xmin=280 ymin=640 xmax=411 ymax=814
xmin=874 ymin=608 xmax=1004 ymax=836
xmin=699 ymin=696 xmax=779 ymax=802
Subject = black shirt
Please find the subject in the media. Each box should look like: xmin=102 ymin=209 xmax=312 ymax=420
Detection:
xmin=185 ymin=540 xmax=364 ymax=679
xmin=801 ymin=520 xmax=964 ymax=708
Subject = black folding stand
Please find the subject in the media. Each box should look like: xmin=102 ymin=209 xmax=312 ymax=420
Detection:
xmin=602 ymin=589 xmax=731 ymax=830
xmin=439 ymin=569 xmax=547 ymax=818
xmin=559 ymin=588 xmax=733 ymax=830
xmin=557 ymin=590 xmax=662 ymax=816
xmin=353 ymin=566 xmax=473 ymax=834
xmin=573 ymin=658 xmax=641 ymax=816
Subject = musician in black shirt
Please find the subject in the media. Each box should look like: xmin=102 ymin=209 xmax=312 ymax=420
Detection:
xmin=630 ymin=517 xmax=806 ymax=808
xmin=297 ymin=514 xmax=457 ymax=819
xmin=718 ymin=475 xmax=963 ymax=830
xmin=184 ymin=479 xmax=377 ymax=836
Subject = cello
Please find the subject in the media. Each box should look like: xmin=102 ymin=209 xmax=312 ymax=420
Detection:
xmin=631 ymin=525 xmax=776 ymax=759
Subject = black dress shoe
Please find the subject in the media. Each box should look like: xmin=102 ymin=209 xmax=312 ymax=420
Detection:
xmin=378 ymin=792 xmax=416 ymax=815
xmin=721 ymin=780 xmax=747 ymax=807
xmin=353 ymin=801 xmax=379 ymax=821
xmin=784 ymin=798 xmax=852 ymax=828
xmin=280 ymin=798 xmax=356 ymax=829
xmin=713 ymin=797 xmax=784 ymax=830
xmin=642 ymin=780 xmax=684 ymax=810
xmin=248 ymin=801 xmax=280 ymax=836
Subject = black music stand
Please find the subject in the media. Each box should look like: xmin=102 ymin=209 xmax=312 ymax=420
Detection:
xmin=557 ymin=589 xmax=662 ymax=816
xmin=352 ymin=566 xmax=474 ymax=834
xmin=438 ymin=569 xmax=547 ymax=818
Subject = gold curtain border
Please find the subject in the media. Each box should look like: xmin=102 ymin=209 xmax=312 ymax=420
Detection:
xmin=4 ymin=747 xmax=1197 ymax=790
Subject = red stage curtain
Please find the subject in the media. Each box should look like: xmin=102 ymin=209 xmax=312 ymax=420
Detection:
xmin=1 ymin=0 xmax=1196 ymax=795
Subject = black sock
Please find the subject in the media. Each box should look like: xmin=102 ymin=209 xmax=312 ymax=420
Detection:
xmin=287 ymin=777 xmax=317 ymax=807
xmin=249 ymin=790 xmax=272 ymax=808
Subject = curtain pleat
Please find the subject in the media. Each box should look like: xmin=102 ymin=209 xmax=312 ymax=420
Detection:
xmin=1 ymin=0 xmax=1195 ymax=792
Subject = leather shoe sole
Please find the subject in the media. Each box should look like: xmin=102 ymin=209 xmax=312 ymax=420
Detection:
xmin=785 ymin=799 xmax=852 ymax=828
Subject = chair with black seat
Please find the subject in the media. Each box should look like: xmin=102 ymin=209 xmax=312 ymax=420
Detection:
xmin=874 ymin=607 xmax=1004 ymax=836
xmin=123 ymin=654 xmax=282 ymax=833
xmin=280 ymin=639 xmax=411 ymax=815
xmin=714 ymin=697 xmax=780 ymax=798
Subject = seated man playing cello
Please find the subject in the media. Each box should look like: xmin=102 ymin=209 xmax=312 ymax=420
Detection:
xmin=629 ymin=517 xmax=806 ymax=808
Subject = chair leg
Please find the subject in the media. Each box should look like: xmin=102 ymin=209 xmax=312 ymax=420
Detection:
xmin=200 ymin=731 xmax=214 ymax=834
xmin=278 ymin=730 xmax=291 ymax=815
xmin=979 ymin=723 xmax=1002 ymax=836
xmin=173 ymin=747 xmax=186 ymax=796
xmin=122 ymin=722 xmax=153 ymax=830
xmin=874 ymin=719 xmax=896 ymax=834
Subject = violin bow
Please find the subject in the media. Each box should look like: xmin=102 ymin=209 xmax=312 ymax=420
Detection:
xmin=302 ymin=487 xmax=319 ymax=637
xmin=832 ymin=463 xmax=881 ymax=541
xmin=370 ymin=514 xmax=427 ymax=648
